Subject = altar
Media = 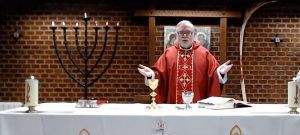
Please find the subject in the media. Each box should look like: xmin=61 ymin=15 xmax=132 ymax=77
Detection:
xmin=0 ymin=103 xmax=300 ymax=135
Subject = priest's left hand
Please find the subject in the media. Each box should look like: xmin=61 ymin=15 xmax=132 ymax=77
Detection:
xmin=219 ymin=60 xmax=233 ymax=74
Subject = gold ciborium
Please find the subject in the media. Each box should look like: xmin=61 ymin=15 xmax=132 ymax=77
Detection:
xmin=146 ymin=79 xmax=160 ymax=109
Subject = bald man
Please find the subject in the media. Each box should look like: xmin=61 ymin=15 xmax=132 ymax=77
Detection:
xmin=138 ymin=20 xmax=233 ymax=104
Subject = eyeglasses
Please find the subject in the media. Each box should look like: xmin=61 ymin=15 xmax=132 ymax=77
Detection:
xmin=177 ymin=31 xmax=193 ymax=37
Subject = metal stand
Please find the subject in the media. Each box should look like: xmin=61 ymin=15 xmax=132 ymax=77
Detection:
xmin=76 ymin=99 xmax=99 ymax=108
xmin=50 ymin=13 xmax=120 ymax=105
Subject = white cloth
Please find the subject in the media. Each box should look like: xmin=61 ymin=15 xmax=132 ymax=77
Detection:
xmin=1 ymin=103 xmax=300 ymax=135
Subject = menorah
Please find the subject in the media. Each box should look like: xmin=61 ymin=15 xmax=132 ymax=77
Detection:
xmin=50 ymin=13 xmax=120 ymax=107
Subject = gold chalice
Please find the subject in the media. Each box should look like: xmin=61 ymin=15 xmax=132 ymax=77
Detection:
xmin=146 ymin=79 xmax=159 ymax=109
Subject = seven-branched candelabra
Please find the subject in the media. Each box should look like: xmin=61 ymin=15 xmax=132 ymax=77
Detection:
xmin=50 ymin=13 xmax=120 ymax=100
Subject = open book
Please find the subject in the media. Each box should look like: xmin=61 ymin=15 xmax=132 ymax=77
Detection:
xmin=197 ymin=96 xmax=251 ymax=110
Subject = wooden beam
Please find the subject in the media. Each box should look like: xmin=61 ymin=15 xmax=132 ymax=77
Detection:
xmin=135 ymin=10 xmax=241 ymax=18
xmin=220 ymin=17 xmax=227 ymax=63
xmin=148 ymin=17 xmax=156 ymax=66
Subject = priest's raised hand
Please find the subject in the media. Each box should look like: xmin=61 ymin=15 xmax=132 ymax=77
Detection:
xmin=219 ymin=60 xmax=233 ymax=74
xmin=137 ymin=64 xmax=155 ymax=86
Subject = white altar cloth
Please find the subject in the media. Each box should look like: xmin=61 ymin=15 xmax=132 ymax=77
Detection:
xmin=1 ymin=103 xmax=300 ymax=135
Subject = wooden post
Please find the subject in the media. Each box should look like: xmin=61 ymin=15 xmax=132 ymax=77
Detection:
xmin=148 ymin=17 xmax=156 ymax=66
xmin=220 ymin=17 xmax=227 ymax=63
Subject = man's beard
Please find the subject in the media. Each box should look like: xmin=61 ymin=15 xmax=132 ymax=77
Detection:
xmin=179 ymin=40 xmax=192 ymax=49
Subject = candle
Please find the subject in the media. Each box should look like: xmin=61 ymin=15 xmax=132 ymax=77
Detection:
xmin=62 ymin=21 xmax=65 ymax=26
xmin=52 ymin=21 xmax=55 ymax=26
xmin=84 ymin=12 xmax=88 ymax=18
xmin=106 ymin=22 xmax=108 ymax=26
xmin=25 ymin=76 xmax=39 ymax=107
xmin=95 ymin=21 xmax=98 ymax=26
xmin=288 ymin=81 xmax=298 ymax=108
xmin=117 ymin=22 xmax=119 ymax=26
xmin=293 ymin=71 xmax=300 ymax=86
xmin=75 ymin=22 xmax=79 ymax=27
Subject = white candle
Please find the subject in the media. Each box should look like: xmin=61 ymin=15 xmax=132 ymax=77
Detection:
xmin=84 ymin=12 xmax=88 ymax=18
xmin=95 ymin=21 xmax=98 ymax=26
xmin=288 ymin=81 xmax=298 ymax=108
xmin=62 ymin=21 xmax=65 ymax=26
xmin=25 ymin=76 xmax=39 ymax=107
xmin=52 ymin=21 xmax=55 ymax=26
xmin=75 ymin=22 xmax=79 ymax=27
xmin=117 ymin=22 xmax=119 ymax=26
xmin=106 ymin=22 xmax=108 ymax=26
xmin=294 ymin=71 xmax=300 ymax=88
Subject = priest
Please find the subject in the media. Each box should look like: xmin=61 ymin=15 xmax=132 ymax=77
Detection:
xmin=138 ymin=20 xmax=233 ymax=104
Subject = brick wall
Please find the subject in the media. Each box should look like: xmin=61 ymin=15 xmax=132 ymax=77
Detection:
xmin=0 ymin=1 xmax=299 ymax=103
xmin=225 ymin=3 xmax=300 ymax=103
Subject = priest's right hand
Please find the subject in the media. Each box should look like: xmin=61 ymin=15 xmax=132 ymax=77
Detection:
xmin=137 ymin=64 xmax=153 ymax=78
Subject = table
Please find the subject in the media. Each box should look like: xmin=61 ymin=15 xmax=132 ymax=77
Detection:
xmin=1 ymin=103 xmax=300 ymax=135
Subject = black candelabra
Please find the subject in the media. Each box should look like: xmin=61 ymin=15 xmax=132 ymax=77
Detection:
xmin=50 ymin=13 xmax=120 ymax=100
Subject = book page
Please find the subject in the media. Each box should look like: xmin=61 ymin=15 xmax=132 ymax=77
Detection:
xmin=197 ymin=96 xmax=234 ymax=105
xmin=197 ymin=96 xmax=251 ymax=110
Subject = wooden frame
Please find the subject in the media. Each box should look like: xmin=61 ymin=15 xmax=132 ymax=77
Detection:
xmin=135 ymin=10 xmax=241 ymax=18
xmin=134 ymin=10 xmax=241 ymax=65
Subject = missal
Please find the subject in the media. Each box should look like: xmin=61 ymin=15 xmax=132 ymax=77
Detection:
xmin=197 ymin=96 xmax=251 ymax=110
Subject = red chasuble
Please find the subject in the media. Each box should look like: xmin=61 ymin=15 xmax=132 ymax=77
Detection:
xmin=152 ymin=41 xmax=221 ymax=104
